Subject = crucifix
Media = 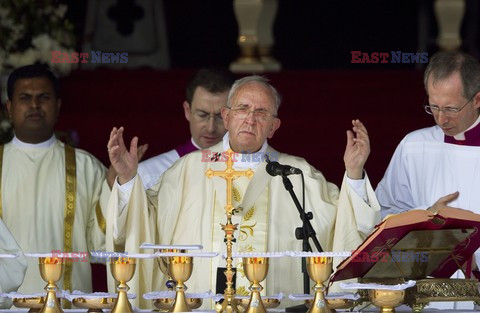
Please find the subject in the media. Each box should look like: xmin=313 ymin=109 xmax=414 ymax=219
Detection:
xmin=206 ymin=149 xmax=254 ymax=313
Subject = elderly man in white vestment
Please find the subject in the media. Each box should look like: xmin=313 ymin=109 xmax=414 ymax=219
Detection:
xmin=106 ymin=76 xmax=380 ymax=308
xmin=376 ymin=52 xmax=480 ymax=309
xmin=3 ymin=64 xmax=107 ymax=295
xmin=0 ymin=218 xmax=27 ymax=308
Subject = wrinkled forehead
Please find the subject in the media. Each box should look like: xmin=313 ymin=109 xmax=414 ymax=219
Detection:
xmin=231 ymin=82 xmax=275 ymax=110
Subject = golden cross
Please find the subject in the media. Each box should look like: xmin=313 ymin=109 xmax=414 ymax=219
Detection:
xmin=205 ymin=149 xmax=254 ymax=217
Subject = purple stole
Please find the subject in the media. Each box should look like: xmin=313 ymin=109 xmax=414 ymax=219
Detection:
xmin=444 ymin=122 xmax=480 ymax=146
xmin=175 ymin=140 xmax=198 ymax=157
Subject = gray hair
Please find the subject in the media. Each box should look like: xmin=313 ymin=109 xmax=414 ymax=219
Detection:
xmin=424 ymin=51 xmax=480 ymax=100
xmin=227 ymin=75 xmax=282 ymax=115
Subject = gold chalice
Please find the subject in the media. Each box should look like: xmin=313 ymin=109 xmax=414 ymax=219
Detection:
xmin=110 ymin=257 xmax=136 ymax=313
xmin=157 ymin=248 xmax=186 ymax=290
xmin=368 ymin=289 xmax=405 ymax=313
xmin=39 ymin=257 xmax=64 ymax=313
xmin=167 ymin=256 xmax=193 ymax=312
xmin=306 ymin=256 xmax=333 ymax=313
xmin=242 ymin=257 xmax=269 ymax=313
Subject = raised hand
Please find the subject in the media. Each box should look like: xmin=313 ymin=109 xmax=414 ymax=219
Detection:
xmin=428 ymin=192 xmax=460 ymax=213
xmin=344 ymin=119 xmax=370 ymax=179
xmin=107 ymin=127 xmax=139 ymax=185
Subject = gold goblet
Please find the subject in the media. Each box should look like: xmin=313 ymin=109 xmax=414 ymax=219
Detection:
xmin=368 ymin=289 xmax=405 ymax=313
xmin=39 ymin=257 xmax=64 ymax=313
xmin=306 ymin=256 xmax=333 ymax=313
xmin=110 ymin=257 xmax=136 ymax=313
xmin=157 ymin=248 xmax=186 ymax=290
xmin=242 ymin=257 xmax=269 ymax=313
xmin=168 ymin=256 xmax=193 ymax=312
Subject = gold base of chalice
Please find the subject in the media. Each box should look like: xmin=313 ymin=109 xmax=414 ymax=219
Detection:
xmin=168 ymin=256 xmax=193 ymax=312
xmin=110 ymin=257 xmax=136 ymax=313
xmin=306 ymin=256 xmax=333 ymax=313
xmin=72 ymin=297 xmax=116 ymax=313
xmin=242 ymin=257 xmax=269 ymax=313
xmin=39 ymin=257 xmax=64 ymax=313
xmin=368 ymin=289 xmax=405 ymax=313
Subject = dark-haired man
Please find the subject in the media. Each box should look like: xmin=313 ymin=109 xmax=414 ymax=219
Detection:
xmin=3 ymin=64 xmax=107 ymax=294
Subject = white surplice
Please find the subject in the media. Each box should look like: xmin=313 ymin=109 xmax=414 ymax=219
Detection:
xmin=376 ymin=125 xmax=480 ymax=310
xmin=0 ymin=217 xmax=27 ymax=308
xmin=106 ymin=136 xmax=380 ymax=309
xmin=1 ymin=136 xmax=107 ymax=294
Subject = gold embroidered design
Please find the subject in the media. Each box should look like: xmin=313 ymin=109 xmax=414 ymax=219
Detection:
xmin=238 ymin=245 xmax=254 ymax=253
xmin=239 ymin=223 xmax=257 ymax=241
xmin=243 ymin=206 xmax=256 ymax=221
xmin=232 ymin=185 xmax=242 ymax=203
xmin=236 ymin=286 xmax=249 ymax=296
xmin=63 ymin=144 xmax=76 ymax=308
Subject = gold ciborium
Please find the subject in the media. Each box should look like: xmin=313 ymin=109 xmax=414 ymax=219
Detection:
xmin=368 ymin=289 xmax=405 ymax=313
xmin=110 ymin=257 xmax=136 ymax=313
xmin=242 ymin=257 xmax=269 ymax=313
xmin=39 ymin=257 xmax=64 ymax=313
xmin=306 ymin=256 xmax=332 ymax=313
xmin=168 ymin=256 xmax=193 ymax=312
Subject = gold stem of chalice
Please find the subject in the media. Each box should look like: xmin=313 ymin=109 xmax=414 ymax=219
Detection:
xmin=368 ymin=289 xmax=405 ymax=313
xmin=39 ymin=257 xmax=64 ymax=313
xmin=168 ymin=256 xmax=193 ymax=312
xmin=306 ymin=257 xmax=332 ymax=313
xmin=242 ymin=257 xmax=269 ymax=313
xmin=110 ymin=257 xmax=136 ymax=313
xmin=157 ymin=249 xmax=186 ymax=291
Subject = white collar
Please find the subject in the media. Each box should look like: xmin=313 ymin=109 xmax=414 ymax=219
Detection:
xmin=191 ymin=137 xmax=201 ymax=149
xmin=12 ymin=135 xmax=56 ymax=148
xmin=453 ymin=115 xmax=480 ymax=140
xmin=222 ymin=132 xmax=268 ymax=169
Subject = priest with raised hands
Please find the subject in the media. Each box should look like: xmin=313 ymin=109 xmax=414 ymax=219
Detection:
xmin=106 ymin=76 xmax=380 ymax=308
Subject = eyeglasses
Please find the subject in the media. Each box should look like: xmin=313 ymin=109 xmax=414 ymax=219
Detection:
xmin=227 ymin=105 xmax=276 ymax=122
xmin=192 ymin=111 xmax=224 ymax=124
xmin=424 ymin=97 xmax=473 ymax=117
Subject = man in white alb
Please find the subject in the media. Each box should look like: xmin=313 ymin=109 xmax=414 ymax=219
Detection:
xmin=376 ymin=51 xmax=480 ymax=309
xmin=2 ymin=64 xmax=107 ymax=295
xmin=106 ymin=76 xmax=380 ymax=308
xmin=106 ymin=68 xmax=235 ymax=189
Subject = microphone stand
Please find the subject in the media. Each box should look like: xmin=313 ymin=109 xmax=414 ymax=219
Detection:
xmin=282 ymin=174 xmax=323 ymax=313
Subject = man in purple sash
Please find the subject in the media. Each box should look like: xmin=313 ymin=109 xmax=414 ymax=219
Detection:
xmin=107 ymin=68 xmax=235 ymax=189
xmin=376 ymin=51 xmax=480 ymax=309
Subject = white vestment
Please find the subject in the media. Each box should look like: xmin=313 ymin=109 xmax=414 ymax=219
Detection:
xmin=376 ymin=125 xmax=480 ymax=310
xmin=1 ymin=136 xmax=107 ymax=294
xmin=106 ymin=138 xmax=380 ymax=309
xmin=0 ymin=218 xmax=27 ymax=308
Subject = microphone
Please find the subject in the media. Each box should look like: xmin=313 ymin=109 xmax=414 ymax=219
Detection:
xmin=266 ymin=161 xmax=302 ymax=177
